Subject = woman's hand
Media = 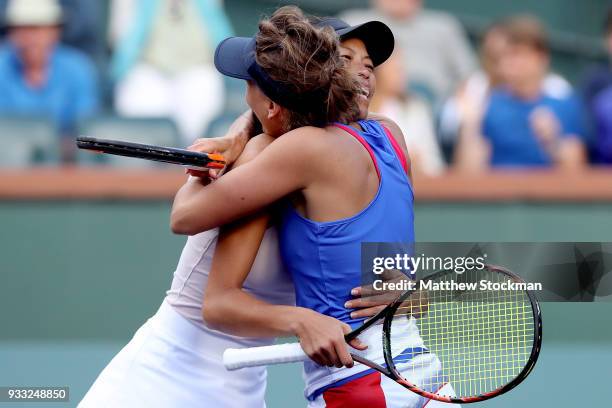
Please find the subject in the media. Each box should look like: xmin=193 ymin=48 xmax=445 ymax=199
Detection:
xmin=346 ymin=269 xmax=412 ymax=319
xmin=186 ymin=110 xmax=256 ymax=178
xmin=291 ymin=308 xmax=367 ymax=369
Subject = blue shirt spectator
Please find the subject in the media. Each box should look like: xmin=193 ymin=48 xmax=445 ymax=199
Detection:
xmin=454 ymin=16 xmax=586 ymax=171
xmin=592 ymin=86 xmax=612 ymax=164
xmin=0 ymin=0 xmax=98 ymax=140
xmin=0 ymin=0 xmax=105 ymax=64
xmin=582 ymin=62 xmax=612 ymax=111
xmin=581 ymin=9 xmax=612 ymax=110
xmin=482 ymin=89 xmax=585 ymax=167
xmin=580 ymin=9 xmax=612 ymax=163
xmin=0 ymin=43 xmax=98 ymax=136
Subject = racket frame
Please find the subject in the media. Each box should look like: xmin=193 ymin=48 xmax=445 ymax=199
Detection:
xmin=222 ymin=265 xmax=542 ymax=404
xmin=381 ymin=264 xmax=542 ymax=403
xmin=76 ymin=136 xmax=226 ymax=170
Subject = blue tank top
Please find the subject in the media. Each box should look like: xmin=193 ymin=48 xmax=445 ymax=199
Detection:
xmin=279 ymin=120 xmax=415 ymax=329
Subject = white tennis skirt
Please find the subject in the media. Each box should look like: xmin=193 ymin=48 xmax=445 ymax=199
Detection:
xmin=79 ymin=301 xmax=268 ymax=408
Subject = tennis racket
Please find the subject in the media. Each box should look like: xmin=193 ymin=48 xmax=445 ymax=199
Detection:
xmin=223 ymin=265 xmax=542 ymax=404
xmin=76 ymin=136 xmax=226 ymax=170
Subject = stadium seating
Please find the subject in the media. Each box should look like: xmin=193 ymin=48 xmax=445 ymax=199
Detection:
xmin=0 ymin=115 xmax=58 ymax=167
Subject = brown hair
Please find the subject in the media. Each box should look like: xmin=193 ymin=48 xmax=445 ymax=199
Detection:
xmin=503 ymin=15 xmax=549 ymax=54
xmin=255 ymin=6 xmax=361 ymax=132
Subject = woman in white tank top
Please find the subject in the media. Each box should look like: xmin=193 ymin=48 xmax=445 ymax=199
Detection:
xmin=79 ymin=209 xmax=295 ymax=408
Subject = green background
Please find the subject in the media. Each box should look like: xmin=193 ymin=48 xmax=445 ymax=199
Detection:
xmin=1 ymin=200 xmax=611 ymax=407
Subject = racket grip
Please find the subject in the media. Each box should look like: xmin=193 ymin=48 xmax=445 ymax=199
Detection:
xmin=223 ymin=342 xmax=308 ymax=370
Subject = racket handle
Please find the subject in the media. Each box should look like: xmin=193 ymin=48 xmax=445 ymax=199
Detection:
xmin=223 ymin=342 xmax=308 ymax=370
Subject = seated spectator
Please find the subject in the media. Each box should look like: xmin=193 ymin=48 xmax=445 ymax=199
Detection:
xmin=440 ymin=20 xmax=572 ymax=157
xmin=0 ymin=0 xmax=99 ymax=161
xmin=592 ymin=85 xmax=612 ymax=164
xmin=581 ymin=9 xmax=612 ymax=164
xmin=370 ymin=49 xmax=445 ymax=175
xmin=454 ymin=16 xmax=586 ymax=171
xmin=109 ymin=0 xmax=233 ymax=145
xmin=0 ymin=0 xmax=105 ymax=64
xmin=581 ymin=9 xmax=612 ymax=116
xmin=340 ymin=0 xmax=476 ymax=103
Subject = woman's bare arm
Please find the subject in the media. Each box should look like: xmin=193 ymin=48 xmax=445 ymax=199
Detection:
xmin=202 ymin=213 xmax=303 ymax=338
xmin=170 ymin=128 xmax=318 ymax=235
xmin=203 ymin=212 xmax=365 ymax=368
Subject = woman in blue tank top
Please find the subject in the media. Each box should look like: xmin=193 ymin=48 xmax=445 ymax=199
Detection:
xmin=171 ymin=7 xmax=452 ymax=407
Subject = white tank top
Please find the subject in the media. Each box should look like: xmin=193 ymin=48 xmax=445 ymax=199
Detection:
xmin=165 ymin=227 xmax=295 ymax=344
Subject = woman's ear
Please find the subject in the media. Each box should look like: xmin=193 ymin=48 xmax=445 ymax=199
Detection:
xmin=267 ymin=100 xmax=282 ymax=121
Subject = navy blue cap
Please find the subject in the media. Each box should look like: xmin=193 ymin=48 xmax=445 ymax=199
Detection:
xmin=214 ymin=36 xmax=256 ymax=81
xmin=213 ymin=18 xmax=394 ymax=109
xmin=214 ymin=18 xmax=395 ymax=82
xmin=315 ymin=18 xmax=395 ymax=67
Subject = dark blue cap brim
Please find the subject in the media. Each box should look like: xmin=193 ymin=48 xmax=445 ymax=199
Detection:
xmin=214 ymin=36 xmax=256 ymax=80
xmin=336 ymin=21 xmax=395 ymax=67
xmin=215 ymin=20 xmax=395 ymax=81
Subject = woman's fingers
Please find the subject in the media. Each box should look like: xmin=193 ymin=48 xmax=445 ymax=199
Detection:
xmin=350 ymin=305 xmax=386 ymax=319
xmin=337 ymin=323 xmax=356 ymax=367
xmin=322 ymin=343 xmax=342 ymax=368
xmin=334 ymin=340 xmax=354 ymax=368
xmin=294 ymin=311 xmax=362 ymax=369
xmin=188 ymin=137 xmax=230 ymax=153
xmin=348 ymin=337 xmax=368 ymax=351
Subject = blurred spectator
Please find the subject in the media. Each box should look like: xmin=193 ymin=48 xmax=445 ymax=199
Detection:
xmin=591 ymin=86 xmax=612 ymax=164
xmin=109 ymin=0 xmax=233 ymax=145
xmin=440 ymin=20 xmax=572 ymax=158
xmin=0 ymin=0 xmax=99 ymax=160
xmin=370 ymin=49 xmax=445 ymax=175
xmin=340 ymin=0 xmax=476 ymax=103
xmin=581 ymin=10 xmax=612 ymax=114
xmin=0 ymin=0 xmax=105 ymax=64
xmin=581 ymin=9 xmax=612 ymax=164
xmin=454 ymin=16 xmax=586 ymax=171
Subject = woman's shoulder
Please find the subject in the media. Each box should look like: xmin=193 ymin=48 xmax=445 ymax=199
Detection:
xmin=275 ymin=126 xmax=331 ymax=150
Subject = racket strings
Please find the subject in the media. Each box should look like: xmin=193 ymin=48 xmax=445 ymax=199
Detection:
xmin=388 ymin=268 xmax=535 ymax=398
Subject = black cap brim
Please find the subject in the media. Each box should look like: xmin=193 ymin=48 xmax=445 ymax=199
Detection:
xmin=336 ymin=21 xmax=395 ymax=67
xmin=214 ymin=36 xmax=256 ymax=80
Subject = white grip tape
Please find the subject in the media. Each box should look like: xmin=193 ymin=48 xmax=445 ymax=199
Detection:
xmin=223 ymin=342 xmax=308 ymax=371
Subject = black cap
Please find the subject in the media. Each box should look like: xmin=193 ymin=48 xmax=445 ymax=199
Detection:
xmin=316 ymin=17 xmax=395 ymax=67
xmin=214 ymin=17 xmax=395 ymax=81
xmin=213 ymin=18 xmax=394 ymax=108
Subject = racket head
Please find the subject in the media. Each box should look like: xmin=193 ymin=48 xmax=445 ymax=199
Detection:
xmin=76 ymin=136 xmax=226 ymax=170
xmin=381 ymin=265 xmax=542 ymax=404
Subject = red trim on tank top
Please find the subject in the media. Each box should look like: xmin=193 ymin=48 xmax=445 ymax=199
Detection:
xmin=332 ymin=123 xmax=381 ymax=180
xmin=381 ymin=125 xmax=409 ymax=174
